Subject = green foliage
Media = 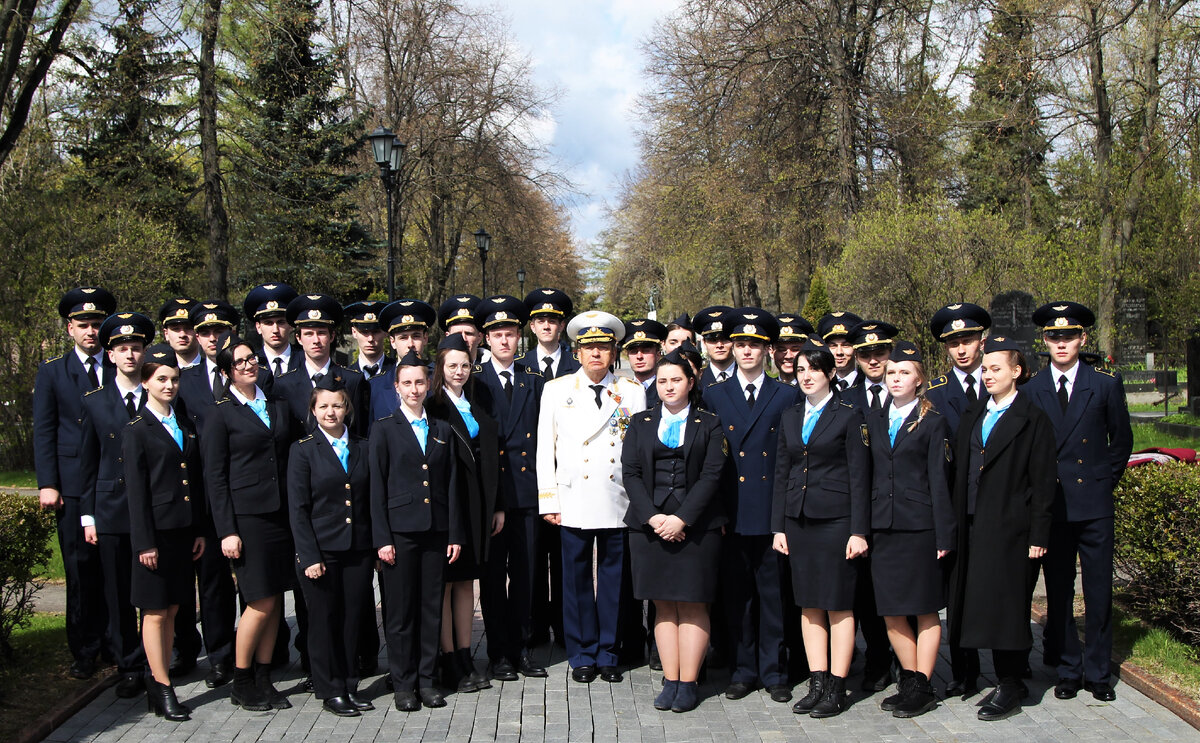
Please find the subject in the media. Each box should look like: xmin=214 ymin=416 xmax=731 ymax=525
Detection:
xmin=801 ymin=268 xmax=831 ymax=326
xmin=0 ymin=494 xmax=55 ymax=658
xmin=1113 ymin=462 xmax=1200 ymax=643
xmin=1159 ymin=413 xmax=1200 ymax=426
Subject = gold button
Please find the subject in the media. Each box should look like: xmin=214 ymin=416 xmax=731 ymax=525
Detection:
xmin=180 ymin=463 xmax=187 ymax=469
xmin=109 ymin=433 xmax=115 ymax=439
xmin=526 ymin=433 xmax=532 ymax=438
xmin=521 ymin=452 xmax=526 ymax=457
xmin=500 ymin=449 xmax=506 ymax=455
xmin=584 ymin=475 xmax=589 ymax=479
xmin=1077 ymin=478 xmax=1083 ymax=484
xmin=610 ymin=442 xmax=614 ymax=446
xmin=345 ymin=500 xmax=352 ymax=506
xmin=762 ymin=476 xmax=767 ymax=480
xmin=739 ymin=476 xmax=745 ymax=482
xmin=609 ymin=475 xmax=614 ymax=480
xmin=422 ymin=464 xmax=428 ymax=470
xmin=729 ymin=425 xmax=734 ymax=431
xmin=1077 ymin=459 xmax=1083 ymax=464
xmin=584 ymin=441 xmax=589 ymax=446
xmin=583 ymin=459 xmax=588 ymax=463
xmin=609 ymin=458 xmax=615 ymax=463
xmin=182 ymin=479 xmax=189 ymax=485
xmin=422 ymin=481 xmax=429 ymax=487
xmin=521 ymin=466 xmax=526 ymax=472
xmin=1082 ymin=438 xmax=1088 ymax=444
xmin=762 ymin=451 xmax=767 ymax=456
xmin=424 ymin=498 xmax=430 ymax=504
xmin=803 ymin=468 xmax=807 ymax=473
xmin=184 ymin=496 xmax=190 ymax=501
xmin=346 ymin=517 xmax=352 ymax=523
xmin=344 ymin=483 xmax=351 ymax=490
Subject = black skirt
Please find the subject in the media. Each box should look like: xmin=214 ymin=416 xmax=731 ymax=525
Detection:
xmin=629 ymin=525 xmax=721 ymax=603
xmin=784 ymin=515 xmax=858 ymax=611
xmin=131 ymin=527 xmax=196 ymax=610
xmin=232 ymin=509 xmax=297 ymax=603
xmin=871 ymin=528 xmax=947 ymax=615
xmin=444 ymin=536 xmax=480 ymax=582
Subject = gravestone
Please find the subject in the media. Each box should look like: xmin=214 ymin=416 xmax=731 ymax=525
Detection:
xmin=1116 ymin=287 xmax=1149 ymax=368
xmin=990 ymin=290 xmax=1041 ymax=372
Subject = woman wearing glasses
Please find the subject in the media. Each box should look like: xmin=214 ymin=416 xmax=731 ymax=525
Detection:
xmin=204 ymin=334 xmax=299 ymax=712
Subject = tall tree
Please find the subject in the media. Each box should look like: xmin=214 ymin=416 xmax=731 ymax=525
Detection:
xmin=199 ymin=0 xmax=230 ymax=299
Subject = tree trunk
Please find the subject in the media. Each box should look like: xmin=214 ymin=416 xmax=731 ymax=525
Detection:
xmin=199 ymin=0 xmax=229 ymax=301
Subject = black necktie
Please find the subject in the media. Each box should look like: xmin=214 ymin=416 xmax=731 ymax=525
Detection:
xmin=543 ymin=357 xmax=554 ymax=378
xmin=311 ymin=372 xmax=324 ymax=388
xmin=746 ymin=383 xmax=756 ymax=409
xmin=870 ymin=384 xmax=883 ymax=411
xmin=1058 ymin=376 xmax=1069 ymax=412
xmin=212 ymin=367 xmax=225 ymax=400
xmin=364 ymin=363 xmax=379 ymax=378
xmin=501 ymin=370 xmax=513 ymax=401
xmin=836 ymin=378 xmax=848 ymax=392
xmin=273 ymin=357 xmax=283 ymax=377
xmin=717 ymin=371 xmax=728 ymax=383
xmin=125 ymin=391 xmax=136 ymax=418
xmin=591 ymin=384 xmax=605 ymax=408
xmin=85 ymin=357 xmax=99 ymax=388
xmin=965 ymin=374 xmax=977 ymax=403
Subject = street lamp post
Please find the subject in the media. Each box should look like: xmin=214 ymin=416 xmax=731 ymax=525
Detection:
xmin=474 ymin=228 xmax=491 ymax=297
xmin=516 ymin=267 xmax=527 ymax=354
xmin=368 ymin=127 xmax=407 ymax=301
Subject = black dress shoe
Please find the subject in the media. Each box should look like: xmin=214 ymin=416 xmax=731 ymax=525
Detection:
xmin=418 ymin=687 xmax=446 ymax=708
xmin=1084 ymin=681 xmax=1116 ymax=701
xmin=945 ymin=677 xmax=978 ymax=698
xmin=394 ymin=691 xmax=420 ymax=711
xmin=1055 ymin=677 xmax=1082 ymax=699
xmin=572 ymin=665 xmax=597 ymax=683
xmin=322 ymin=696 xmax=361 ymax=717
xmin=69 ymin=658 xmax=96 ymax=680
xmin=767 ymin=684 xmax=792 ymax=703
xmin=978 ymin=682 xmax=1027 ymax=721
xmin=517 ymin=654 xmax=548 ymax=678
xmin=115 ymin=672 xmax=144 ymax=698
xmin=490 ymin=658 xmax=519 ymax=682
xmin=347 ymin=691 xmax=375 ymax=711
xmin=599 ymin=666 xmax=623 ymax=683
xmin=724 ymin=681 xmax=756 ymax=700
xmin=169 ymin=656 xmax=196 ymax=678
xmin=205 ymin=661 xmax=234 ymax=688
xmin=648 ymin=648 xmax=662 ymax=672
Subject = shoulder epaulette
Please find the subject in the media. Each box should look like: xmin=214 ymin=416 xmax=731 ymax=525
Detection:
xmin=927 ymin=375 xmax=948 ymax=390
xmin=378 ymin=414 xmax=394 ymax=421
xmin=127 ymin=415 xmax=143 ymax=425
xmin=298 ymin=434 xmax=314 ymax=443
xmin=640 ymin=414 xmax=653 ymax=422
xmin=525 ymin=367 xmax=542 ymax=377
xmin=695 ymin=408 xmax=718 ymax=419
xmin=215 ymin=398 xmax=230 ymax=405
xmin=277 ymin=368 xmax=299 ymax=379
xmin=1094 ymin=366 xmax=1116 ymax=378
xmin=839 ymin=401 xmax=854 ymax=409
xmin=45 ymin=354 xmax=63 ymax=364
xmin=84 ymin=386 xmax=104 ymax=396
xmin=473 ymin=364 xmax=484 ymax=374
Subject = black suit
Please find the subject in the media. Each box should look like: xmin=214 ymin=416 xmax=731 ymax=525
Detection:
xmin=287 ymin=432 xmax=373 ymax=699
xmin=370 ymin=412 xmax=462 ymax=691
xmin=623 ymin=406 xmax=727 ymax=531
xmin=32 ymin=349 xmax=113 ymax=664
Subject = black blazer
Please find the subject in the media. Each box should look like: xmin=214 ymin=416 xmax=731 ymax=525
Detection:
xmin=426 ymin=384 xmax=501 ymax=559
xmin=770 ymin=395 xmax=870 ymax=535
xmin=474 ymin=360 xmax=544 ymax=510
xmin=287 ymin=432 xmax=371 ymax=568
xmin=178 ymin=361 xmax=271 ymax=434
xmin=32 ymin=350 xmax=115 ymax=497
xmin=202 ymin=391 xmax=297 ymax=538
xmin=123 ymin=408 xmax=206 ymax=554
xmin=272 ymin=363 xmax=370 ymax=438
xmin=621 ymin=405 xmax=727 ymax=532
xmin=369 ymin=411 xmax=464 ymax=547
xmin=865 ymin=404 xmax=955 ymax=549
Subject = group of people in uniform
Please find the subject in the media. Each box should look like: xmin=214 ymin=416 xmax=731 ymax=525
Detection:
xmin=33 ymin=282 xmax=1131 ymax=723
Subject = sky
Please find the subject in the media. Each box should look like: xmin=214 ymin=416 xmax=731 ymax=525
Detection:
xmin=467 ymin=0 xmax=683 ymax=252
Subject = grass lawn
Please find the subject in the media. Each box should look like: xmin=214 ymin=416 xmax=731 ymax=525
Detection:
xmin=1132 ymin=423 xmax=1197 ymax=450
xmin=0 ymin=470 xmax=36 ymax=488
xmin=0 ymin=612 xmax=101 ymax=743
xmin=1113 ymin=600 xmax=1200 ymax=702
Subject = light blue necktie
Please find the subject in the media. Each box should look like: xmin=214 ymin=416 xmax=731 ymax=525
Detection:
xmin=452 ymin=394 xmax=480 ymax=439
xmin=659 ymin=411 xmax=685 ymax=448
xmin=888 ymin=414 xmax=904 ymax=446
xmin=246 ymin=397 xmax=271 ymax=428
xmin=162 ymin=414 xmax=184 ymax=451
xmin=331 ymin=438 xmax=349 ymax=472
xmin=413 ymin=418 xmax=429 ymax=454
xmin=981 ymin=405 xmax=1010 ymax=446
xmin=802 ymin=405 xmax=824 ymax=444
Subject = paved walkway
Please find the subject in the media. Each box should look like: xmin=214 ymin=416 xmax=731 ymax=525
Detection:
xmin=42 ymin=592 xmax=1200 ymax=743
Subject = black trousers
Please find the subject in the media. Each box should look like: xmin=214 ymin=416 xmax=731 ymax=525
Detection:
xmin=58 ymin=498 xmax=105 ymax=663
xmin=174 ymin=522 xmax=236 ymax=668
xmin=98 ymin=533 xmax=145 ymax=674
xmin=1045 ymin=517 xmax=1114 ymax=684
xmin=480 ymin=507 xmax=537 ymax=662
xmin=297 ymin=549 xmax=374 ymax=699
xmin=531 ymin=518 xmax=563 ymax=644
xmin=618 ymin=535 xmax=648 ymax=661
xmin=721 ymin=533 xmax=786 ymax=687
xmin=381 ymin=531 xmax=446 ymax=691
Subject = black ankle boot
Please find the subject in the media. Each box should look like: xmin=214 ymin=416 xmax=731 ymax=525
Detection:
xmin=254 ymin=662 xmax=291 ymax=709
xmin=456 ymin=648 xmax=489 ymax=692
xmin=231 ymin=666 xmax=272 ymax=711
xmin=881 ymin=669 xmax=916 ymax=711
xmin=809 ymin=673 xmax=847 ymax=718
xmin=894 ymin=672 xmax=938 ymax=718
xmin=792 ymin=670 xmax=827 ymax=714
xmin=146 ymin=678 xmax=190 ymax=721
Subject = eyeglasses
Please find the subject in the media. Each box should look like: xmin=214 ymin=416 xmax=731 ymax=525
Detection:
xmin=233 ymin=356 xmax=260 ymax=369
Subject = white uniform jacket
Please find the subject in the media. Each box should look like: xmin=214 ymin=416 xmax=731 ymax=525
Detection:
xmin=537 ymin=371 xmax=646 ymax=529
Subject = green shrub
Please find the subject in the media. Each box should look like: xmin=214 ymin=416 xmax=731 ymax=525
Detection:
xmin=0 ymin=493 xmax=54 ymax=658
xmin=1114 ymin=463 xmax=1200 ymax=644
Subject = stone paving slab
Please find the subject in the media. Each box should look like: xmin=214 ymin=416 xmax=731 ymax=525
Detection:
xmin=46 ymin=593 xmax=1200 ymax=743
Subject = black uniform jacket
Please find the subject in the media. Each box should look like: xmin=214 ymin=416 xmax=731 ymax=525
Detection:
xmin=621 ymin=405 xmax=728 ymax=532
xmin=80 ymin=384 xmax=144 ymax=534
xmin=369 ymin=412 xmax=464 ymax=547
xmin=864 ymin=405 xmax=955 ymax=549
xmin=770 ymin=395 xmax=870 ymax=536
xmin=426 ymin=383 xmax=501 ymax=560
xmin=287 ymin=432 xmax=371 ymax=568
xmin=33 ymin=351 xmax=114 ymax=496
xmin=202 ymin=392 xmax=297 ymax=539
xmin=947 ymin=392 xmax=1057 ymax=650
xmin=474 ymin=360 xmax=544 ymax=511
xmin=123 ymin=408 xmax=206 ymax=554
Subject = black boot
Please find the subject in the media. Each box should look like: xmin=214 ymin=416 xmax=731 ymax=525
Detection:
xmin=791 ymin=670 xmax=827 ymax=714
xmin=437 ymin=651 xmax=460 ymax=690
xmin=880 ymin=669 xmax=915 ymax=711
xmin=254 ymin=662 xmax=291 ymax=710
xmin=893 ymin=671 xmax=938 ymax=718
xmin=146 ymin=678 xmax=190 ymax=721
xmin=456 ymin=648 xmax=490 ymax=692
xmin=809 ymin=673 xmax=847 ymax=718
xmin=230 ymin=666 xmax=272 ymax=711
